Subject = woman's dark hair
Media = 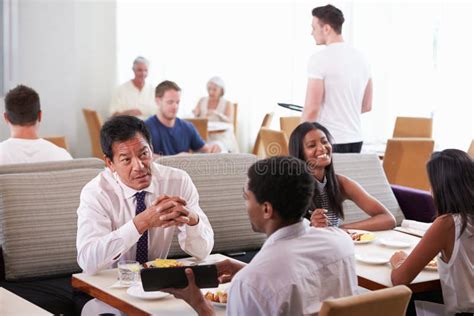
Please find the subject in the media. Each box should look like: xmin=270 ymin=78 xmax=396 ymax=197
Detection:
xmin=100 ymin=115 xmax=152 ymax=160
xmin=427 ymin=149 xmax=474 ymax=235
xmin=289 ymin=122 xmax=344 ymax=219
xmin=247 ymin=156 xmax=315 ymax=222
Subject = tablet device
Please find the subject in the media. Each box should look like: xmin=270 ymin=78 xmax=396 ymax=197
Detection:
xmin=277 ymin=103 xmax=303 ymax=112
xmin=140 ymin=264 xmax=219 ymax=291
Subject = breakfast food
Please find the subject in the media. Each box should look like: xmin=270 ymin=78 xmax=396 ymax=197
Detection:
xmin=151 ymin=259 xmax=184 ymax=268
xmin=350 ymin=232 xmax=375 ymax=242
xmin=204 ymin=290 xmax=228 ymax=304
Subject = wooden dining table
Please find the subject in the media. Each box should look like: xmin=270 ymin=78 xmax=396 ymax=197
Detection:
xmin=354 ymin=229 xmax=440 ymax=293
xmin=72 ymin=254 xmax=229 ymax=316
xmin=72 ymin=230 xmax=440 ymax=315
xmin=0 ymin=287 xmax=52 ymax=315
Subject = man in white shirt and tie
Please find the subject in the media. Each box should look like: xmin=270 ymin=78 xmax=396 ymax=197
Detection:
xmin=77 ymin=115 xmax=214 ymax=314
xmin=165 ymin=156 xmax=358 ymax=316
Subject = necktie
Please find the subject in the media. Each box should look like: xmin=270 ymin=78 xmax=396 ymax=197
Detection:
xmin=135 ymin=191 xmax=148 ymax=264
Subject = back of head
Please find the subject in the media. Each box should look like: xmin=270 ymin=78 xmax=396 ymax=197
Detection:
xmin=247 ymin=156 xmax=315 ymax=222
xmin=100 ymin=115 xmax=152 ymax=160
xmin=4 ymin=85 xmax=41 ymax=126
xmin=427 ymin=149 xmax=474 ymax=232
xmin=312 ymin=4 xmax=345 ymax=34
xmin=155 ymin=80 xmax=181 ymax=98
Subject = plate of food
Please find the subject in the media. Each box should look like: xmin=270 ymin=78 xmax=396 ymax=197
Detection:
xmin=424 ymin=259 xmax=438 ymax=271
xmin=355 ymin=253 xmax=390 ymax=265
xmin=378 ymin=238 xmax=412 ymax=249
xmin=348 ymin=230 xmax=376 ymax=244
xmin=144 ymin=258 xmax=192 ymax=268
xmin=127 ymin=284 xmax=170 ymax=300
xmin=202 ymin=288 xmax=228 ymax=308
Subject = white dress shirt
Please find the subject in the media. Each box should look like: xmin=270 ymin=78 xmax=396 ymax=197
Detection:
xmin=76 ymin=162 xmax=214 ymax=275
xmin=227 ymin=221 xmax=358 ymax=316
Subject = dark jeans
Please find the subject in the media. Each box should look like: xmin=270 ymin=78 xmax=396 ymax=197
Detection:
xmin=332 ymin=141 xmax=363 ymax=153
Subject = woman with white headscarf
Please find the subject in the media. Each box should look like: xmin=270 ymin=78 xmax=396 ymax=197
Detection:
xmin=193 ymin=76 xmax=239 ymax=152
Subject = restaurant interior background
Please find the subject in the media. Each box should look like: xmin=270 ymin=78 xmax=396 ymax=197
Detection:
xmin=1 ymin=0 xmax=472 ymax=157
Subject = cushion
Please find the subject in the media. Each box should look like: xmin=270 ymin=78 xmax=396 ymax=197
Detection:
xmin=0 ymin=158 xmax=104 ymax=175
xmin=0 ymin=167 xmax=102 ymax=280
xmin=333 ymin=154 xmax=405 ymax=225
xmin=156 ymin=153 xmax=266 ymax=256
xmin=391 ymin=185 xmax=435 ymax=223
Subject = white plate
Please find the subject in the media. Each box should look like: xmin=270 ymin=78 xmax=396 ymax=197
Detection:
xmin=127 ymin=284 xmax=170 ymax=300
xmin=355 ymin=253 xmax=390 ymax=265
xmin=201 ymin=287 xmax=228 ymax=308
xmin=378 ymin=238 xmax=412 ymax=249
xmin=348 ymin=229 xmax=376 ymax=244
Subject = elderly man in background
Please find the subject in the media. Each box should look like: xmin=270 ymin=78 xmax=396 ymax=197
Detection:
xmin=0 ymin=85 xmax=72 ymax=164
xmin=109 ymin=56 xmax=156 ymax=117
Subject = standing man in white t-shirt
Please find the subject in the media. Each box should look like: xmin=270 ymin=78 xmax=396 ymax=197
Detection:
xmin=302 ymin=4 xmax=372 ymax=153
xmin=109 ymin=56 xmax=156 ymax=117
xmin=0 ymin=85 xmax=73 ymax=164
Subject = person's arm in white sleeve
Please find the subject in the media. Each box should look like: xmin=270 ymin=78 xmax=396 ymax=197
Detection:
xmin=302 ymin=54 xmax=325 ymax=122
xmin=109 ymin=87 xmax=123 ymax=116
xmin=227 ymin=279 xmax=271 ymax=316
xmin=361 ymin=79 xmax=373 ymax=113
xmin=176 ymin=172 xmax=214 ymax=260
xmin=76 ymin=186 xmax=141 ymax=275
xmin=302 ymin=78 xmax=325 ymax=122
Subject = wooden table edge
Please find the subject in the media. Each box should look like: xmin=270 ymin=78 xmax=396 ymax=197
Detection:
xmin=71 ymin=275 xmax=150 ymax=316
xmin=358 ymin=276 xmax=441 ymax=293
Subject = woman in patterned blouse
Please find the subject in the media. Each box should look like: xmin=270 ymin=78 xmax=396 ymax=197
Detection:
xmin=289 ymin=122 xmax=396 ymax=230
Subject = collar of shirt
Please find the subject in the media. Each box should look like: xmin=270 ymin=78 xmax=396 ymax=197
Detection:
xmin=261 ymin=220 xmax=309 ymax=250
xmin=315 ymin=176 xmax=327 ymax=191
xmin=113 ymin=170 xmax=156 ymax=200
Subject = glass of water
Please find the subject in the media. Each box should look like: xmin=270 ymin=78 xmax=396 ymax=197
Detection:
xmin=118 ymin=260 xmax=140 ymax=286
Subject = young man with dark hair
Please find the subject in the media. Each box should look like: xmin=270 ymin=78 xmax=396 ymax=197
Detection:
xmin=145 ymin=80 xmax=221 ymax=155
xmin=77 ymin=115 xmax=214 ymax=314
xmin=302 ymin=4 xmax=373 ymax=153
xmin=164 ymin=156 xmax=358 ymax=315
xmin=0 ymin=85 xmax=72 ymax=164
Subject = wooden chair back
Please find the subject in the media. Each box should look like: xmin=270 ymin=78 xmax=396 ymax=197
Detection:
xmin=185 ymin=118 xmax=208 ymax=141
xmin=43 ymin=136 xmax=69 ymax=151
xmin=82 ymin=108 xmax=104 ymax=159
xmin=468 ymin=139 xmax=474 ymax=159
xmin=319 ymin=285 xmax=412 ymax=316
xmin=252 ymin=112 xmax=274 ymax=156
xmin=383 ymin=138 xmax=434 ymax=191
xmin=259 ymin=127 xmax=289 ymax=158
xmin=393 ymin=116 xmax=433 ymax=138
xmin=232 ymin=103 xmax=238 ymax=135
xmin=280 ymin=116 xmax=301 ymax=140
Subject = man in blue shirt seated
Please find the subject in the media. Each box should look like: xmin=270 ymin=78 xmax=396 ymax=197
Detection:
xmin=145 ymin=80 xmax=221 ymax=156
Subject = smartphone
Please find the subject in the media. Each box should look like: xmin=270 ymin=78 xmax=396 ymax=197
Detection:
xmin=140 ymin=264 xmax=219 ymax=291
